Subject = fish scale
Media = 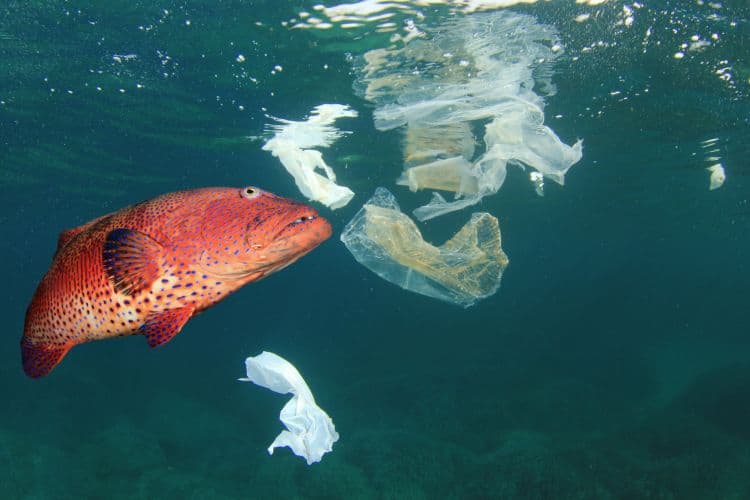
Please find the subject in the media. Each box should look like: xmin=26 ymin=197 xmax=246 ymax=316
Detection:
xmin=22 ymin=186 xmax=332 ymax=378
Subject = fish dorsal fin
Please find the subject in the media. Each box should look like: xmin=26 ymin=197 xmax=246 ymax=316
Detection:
xmin=56 ymin=213 xmax=114 ymax=255
xmin=57 ymin=228 xmax=81 ymax=253
xmin=140 ymin=306 xmax=195 ymax=347
xmin=103 ymin=228 xmax=164 ymax=296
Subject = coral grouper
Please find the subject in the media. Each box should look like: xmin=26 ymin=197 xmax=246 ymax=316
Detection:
xmin=22 ymin=186 xmax=332 ymax=378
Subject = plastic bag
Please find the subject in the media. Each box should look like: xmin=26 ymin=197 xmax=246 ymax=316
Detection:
xmin=262 ymin=104 xmax=357 ymax=209
xmin=239 ymin=351 xmax=339 ymax=465
xmin=352 ymin=12 xmax=583 ymax=220
xmin=341 ymin=188 xmax=509 ymax=307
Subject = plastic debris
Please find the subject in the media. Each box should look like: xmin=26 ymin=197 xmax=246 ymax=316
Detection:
xmin=262 ymin=104 xmax=357 ymax=209
xmin=239 ymin=351 xmax=339 ymax=465
xmin=707 ymin=163 xmax=726 ymax=190
xmin=352 ymin=11 xmax=582 ymax=220
xmin=341 ymin=188 xmax=509 ymax=307
xmin=397 ymin=156 xmax=479 ymax=196
xmin=530 ymin=171 xmax=545 ymax=197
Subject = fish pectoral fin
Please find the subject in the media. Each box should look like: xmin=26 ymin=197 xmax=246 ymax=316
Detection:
xmin=21 ymin=337 xmax=73 ymax=378
xmin=140 ymin=306 xmax=195 ymax=348
xmin=103 ymin=228 xmax=164 ymax=296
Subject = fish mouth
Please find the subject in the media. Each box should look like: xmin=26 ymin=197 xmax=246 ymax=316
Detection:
xmin=275 ymin=209 xmax=323 ymax=239
xmin=240 ymin=208 xmax=324 ymax=248
xmin=204 ymin=209 xmax=331 ymax=281
xmin=267 ymin=209 xmax=332 ymax=261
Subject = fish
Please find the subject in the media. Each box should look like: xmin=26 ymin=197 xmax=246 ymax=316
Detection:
xmin=21 ymin=186 xmax=332 ymax=378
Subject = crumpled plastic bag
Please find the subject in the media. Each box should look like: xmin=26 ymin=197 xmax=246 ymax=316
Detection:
xmin=341 ymin=188 xmax=509 ymax=307
xmin=262 ymin=104 xmax=357 ymax=209
xmin=352 ymin=11 xmax=583 ymax=220
xmin=239 ymin=351 xmax=339 ymax=465
xmin=391 ymin=102 xmax=582 ymax=221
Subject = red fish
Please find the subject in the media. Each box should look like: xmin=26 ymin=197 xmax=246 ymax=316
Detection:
xmin=22 ymin=186 xmax=332 ymax=378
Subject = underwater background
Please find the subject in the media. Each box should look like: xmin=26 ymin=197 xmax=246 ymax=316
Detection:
xmin=1 ymin=0 xmax=749 ymax=498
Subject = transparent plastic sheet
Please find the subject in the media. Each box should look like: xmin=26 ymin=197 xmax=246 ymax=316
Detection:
xmin=340 ymin=188 xmax=509 ymax=307
xmin=239 ymin=351 xmax=339 ymax=465
xmin=352 ymin=12 xmax=583 ymax=220
xmin=397 ymin=156 xmax=479 ymax=195
xmin=262 ymin=104 xmax=357 ymax=209
xmin=481 ymin=110 xmax=583 ymax=186
xmin=411 ymin=147 xmax=508 ymax=221
xmin=404 ymin=122 xmax=476 ymax=166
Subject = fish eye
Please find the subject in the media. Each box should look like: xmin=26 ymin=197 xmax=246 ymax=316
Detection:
xmin=241 ymin=186 xmax=260 ymax=199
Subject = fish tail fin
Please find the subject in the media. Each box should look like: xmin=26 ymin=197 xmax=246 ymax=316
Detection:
xmin=21 ymin=337 xmax=72 ymax=378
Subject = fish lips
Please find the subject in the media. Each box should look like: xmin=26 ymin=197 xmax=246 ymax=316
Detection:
xmin=275 ymin=211 xmax=332 ymax=244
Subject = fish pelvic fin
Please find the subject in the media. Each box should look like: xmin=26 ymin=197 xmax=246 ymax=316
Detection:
xmin=103 ymin=228 xmax=164 ymax=296
xmin=140 ymin=306 xmax=195 ymax=348
xmin=21 ymin=337 xmax=73 ymax=378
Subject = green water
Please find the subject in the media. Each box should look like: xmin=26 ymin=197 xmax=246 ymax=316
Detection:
xmin=1 ymin=1 xmax=749 ymax=498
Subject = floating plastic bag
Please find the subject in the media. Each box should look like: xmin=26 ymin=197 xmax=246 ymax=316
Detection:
xmin=239 ymin=351 xmax=339 ymax=465
xmin=262 ymin=104 xmax=357 ymax=209
xmin=404 ymin=123 xmax=476 ymax=165
xmin=397 ymin=156 xmax=479 ymax=196
xmin=341 ymin=188 xmax=509 ymax=307
xmin=352 ymin=11 xmax=583 ymax=220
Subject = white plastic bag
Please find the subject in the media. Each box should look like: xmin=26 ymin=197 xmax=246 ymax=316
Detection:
xmin=239 ymin=351 xmax=339 ymax=465
xmin=262 ymin=104 xmax=357 ymax=209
